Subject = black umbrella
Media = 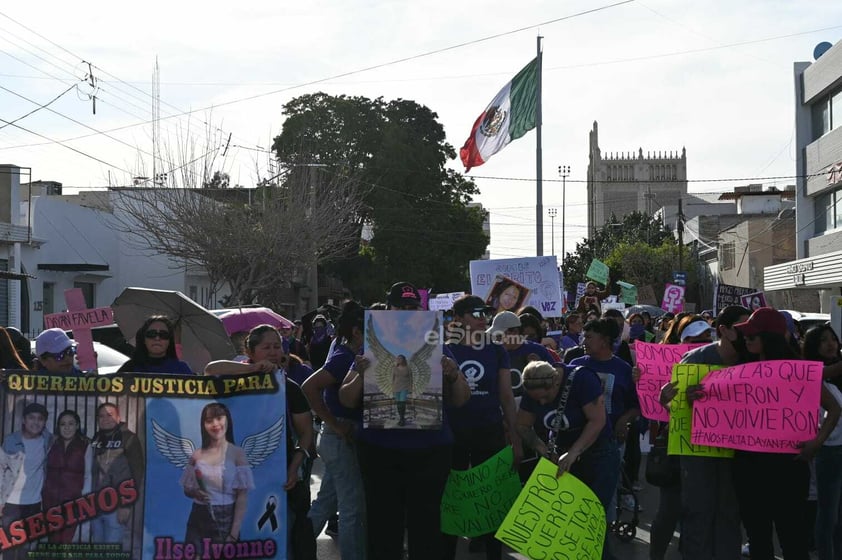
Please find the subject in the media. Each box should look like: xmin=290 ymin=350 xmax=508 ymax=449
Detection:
xmin=623 ymin=304 xmax=667 ymax=319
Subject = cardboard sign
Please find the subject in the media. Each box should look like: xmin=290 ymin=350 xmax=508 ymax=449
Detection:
xmin=714 ymin=283 xmax=755 ymax=315
xmin=661 ymin=283 xmax=685 ymax=313
xmin=691 ymin=360 xmax=823 ymax=453
xmin=668 ymin=364 xmax=734 ymax=458
xmin=634 ymin=342 xmax=703 ymax=422
xmin=363 ymin=311 xmax=443 ymax=430
xmin=585 ymin=259 xmax=609 ymax=286
xmin=638 ymin=285 xmax=657 ymax=306
xmin=616 ymin=281 xmax=637 ymax=305
xmin=739 ymin=291 xmax=767 ymax=312
xmin=428 ymin=292 xmax=465 ymax=311
xmin=441 ymin=447 xmax=522 ymax=537
xmin=495 ymin=459 xmax=605 ymax=560
xmin=0 ymin=371 xmax=287 ymax=559
xmin=44 ymin=288 xmax=114 ymax=371
xmin=470 ymin=257 xmax=564 ymax=317
xmin=574 ymin=283 xmax=587 ymax=310
xmin=418 ymin=289 xmax=430 ymax=311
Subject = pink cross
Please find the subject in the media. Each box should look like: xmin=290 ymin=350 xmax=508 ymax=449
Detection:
xmin=43 ymin=288 xmax=114 ymax=371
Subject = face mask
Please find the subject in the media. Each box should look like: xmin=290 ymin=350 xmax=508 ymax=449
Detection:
xmin=629 ymin=324 xmax=645 ymax=339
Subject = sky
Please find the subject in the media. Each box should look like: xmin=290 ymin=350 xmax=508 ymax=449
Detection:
xmin=2 ymin=0 xmax=841 ymax=261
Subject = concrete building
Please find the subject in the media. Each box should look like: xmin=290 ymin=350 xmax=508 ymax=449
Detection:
xmin=586 ymin=121 xmax=688 ymax=236
xmin=764 ymin=40 xmax=842 ymax=312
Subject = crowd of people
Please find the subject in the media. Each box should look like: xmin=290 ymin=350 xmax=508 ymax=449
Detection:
xmin=0 ymin=281 xmax=838 ymax=560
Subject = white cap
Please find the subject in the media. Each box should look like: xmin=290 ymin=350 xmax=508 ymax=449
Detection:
xmin=486 ymin=311 xmax=521 ymax=337
xmin=680 ymin=320 xmax=715 ymax=341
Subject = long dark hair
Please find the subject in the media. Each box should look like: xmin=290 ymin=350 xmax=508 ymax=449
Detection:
xmin=245 ymin=325 xmax=281 ymax=355
xmin=0 ymin=327 xmax=27 ymax=370
xmin=55 ymin=409 xmax=86 ymax=441
xmin=132 ymin=315 xmax=178 ymax=363
xmin=802 ymin=325 xmax=841 ymax=365
xmin=200 ymin=403 xmax=235 ymax=449
xmin=740 ymin=332 xmax=799 ymax=362
xmin=336 ymin=301 xmax=365 ymax=341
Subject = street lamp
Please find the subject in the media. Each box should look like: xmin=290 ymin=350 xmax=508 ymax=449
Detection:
xmin=548 ymin=208 xmax=557 ymax=255
xmin=558 ymin=165 xmax=570 ymax=266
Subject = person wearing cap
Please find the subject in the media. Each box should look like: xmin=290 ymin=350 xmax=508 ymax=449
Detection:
xmin=441 ymin=294 xmax=520 ymax=560
xmin=302 ymin=301 xmax=367 ymax=560
xmin=34 ymin=328 xmax=81 ymax=375
xmin=516 ymin=360 xmax=617 ymax=560
xmin=679 ymin=318 xmax=716 ymax=344
xmin=1 ymin=402 xmax=54 ymax=560
xmin=339 ymin=281 xmax=470 ymax=560
xmin=726 ymin=308 xmax=839 ymax=560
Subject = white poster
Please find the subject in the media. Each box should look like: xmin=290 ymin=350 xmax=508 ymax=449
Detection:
xmin=469 ymin=256 xmax=564 ymax=317
xmin=428 ymin=291 xmax=466 ymax=311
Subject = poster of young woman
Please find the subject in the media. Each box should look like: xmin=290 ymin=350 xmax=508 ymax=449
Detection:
xmin=0 ymin=371 xmax=287 ymax=560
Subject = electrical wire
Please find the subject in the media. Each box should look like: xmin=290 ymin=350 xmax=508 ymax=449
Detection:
xmin=0 ymin=83 xmax=77 ymax=131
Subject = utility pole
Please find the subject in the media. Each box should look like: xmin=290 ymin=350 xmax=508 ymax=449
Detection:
xmin=677 ymin=197 xmax=685 ymax=271
xmin=548 ymin=208 xmax=557 ymax=255
xmin=558 ymin=165 xmax=570 ymax=266
xmin=535 ymin=36 xmax=544 ymax=256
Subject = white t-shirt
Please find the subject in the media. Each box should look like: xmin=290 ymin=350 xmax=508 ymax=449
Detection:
xmin=7 ymin=437 xmax=46 ymax=505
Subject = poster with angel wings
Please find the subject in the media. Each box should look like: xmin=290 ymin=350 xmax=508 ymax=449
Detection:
xmin=363 ymin=310 xmax=443 ymax=430
xmin=0 ymin=370 xmax=287 ymax=560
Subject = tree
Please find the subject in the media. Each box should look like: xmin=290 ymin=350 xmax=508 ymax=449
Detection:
xmin=272 ymin=93 xmax=488 ymax=302
xmin=109 ymin=127 xmax=364 ymax=310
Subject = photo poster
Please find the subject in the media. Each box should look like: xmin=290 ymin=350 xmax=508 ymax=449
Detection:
xmin=363 ymin=310 xmax=443 ymax=430
xmin=739 ymin=291 xmax=767 ymax=312
xmin=470 ymin=256 xmax=564 ymax=317
xmin=484 ymin=275 xmax=531 ymax=315
xmin=0 ymin=370 xmax=288 ymax=560
xmin=714 ymin=283 xmax=755 ymax=315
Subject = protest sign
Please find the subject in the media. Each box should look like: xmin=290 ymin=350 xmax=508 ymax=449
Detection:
xmin=668 ymin=364 xmax=733 ymax=458
xmin=429 ymin=292 xmax=465 ymax=311
xmin=617 ymin=281 xmax=638 ymax=305
xmin=484 ymin=275 xmax=531 ymax=314
xmin=441 ymin=447 xmax=522 ymax=537
xmin=634 ymin=342 xmax=703 ymax=422
xmin=496 ymin=458 xmax=605 ymax=560
xmin=574 ymin=282 xmax=587 ymax=310
xmin=470 ymin=257 xmax=564 ymax=317
xmin=0 ymin=370 xmax=287 ymax=559
xmin=661 ymin=283 xmax=685 ymax=313
xmin=638 ymin=285 xmax=657 ymax=305
xmin=691 ymin=360 xmax=823 ymax=453
xmin=714 ymin=283 xmax=755 ymax=315
xmin=585 ymin=259 xmax=609 ymax=286
xmin=601 ymin=302 xmax=625 ymax=314
xmin=44 ymin=288 xmax=114 ymax=371
xmin=363 ymin=310 xmax=443 ymax=430
xmin=418 ymin=289 xmax=430 ymax=310
xmin=739 ymin=291 xmax=767 ymax=311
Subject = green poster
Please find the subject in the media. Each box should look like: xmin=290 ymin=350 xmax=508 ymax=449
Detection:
xmin=585 ymin=259 xmax=609 ymax=286
xmin=440 ymin=446 xmax=522 ymax=537
xmin=617 ymin=281 xmax=637 ymax=305
xmin=668 ymin=363 xmax=734 ymax=458
xmin=495 ymin=458 xmax=605 ymax=560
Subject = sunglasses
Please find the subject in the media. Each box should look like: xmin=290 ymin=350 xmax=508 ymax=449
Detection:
xmin=42 ymin=346 xmax=76 ymax=361
xmin=470 ymin=309 xmax=493 ymax=319
xmin=145 ymin=329 xmax=172 ymax=340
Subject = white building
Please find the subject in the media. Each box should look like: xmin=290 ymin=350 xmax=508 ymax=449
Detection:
xmin=764 ymin=40 xmax=842 ymax=312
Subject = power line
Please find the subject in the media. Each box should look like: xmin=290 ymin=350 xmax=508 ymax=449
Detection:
xmin=0 ymin=83 xmax=77 ymax=131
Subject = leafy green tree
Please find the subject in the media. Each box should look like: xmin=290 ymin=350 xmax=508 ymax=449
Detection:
xmin=273 ymin=93 xmax=488 ymax=302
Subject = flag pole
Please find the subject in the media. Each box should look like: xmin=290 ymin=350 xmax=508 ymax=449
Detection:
xmin=535 ymin=35 xmax=544 ymax=256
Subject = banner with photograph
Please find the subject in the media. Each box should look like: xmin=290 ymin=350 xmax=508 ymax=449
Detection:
xmin=363 ymin=311 xmax=443 ymax=430
xmin=470 ymin=257 xmax=564 ymax=317
xmin=739 ymin=291 xmax=767 ymax=312
xmin=0 ymin=371 xmax=287 ymax=560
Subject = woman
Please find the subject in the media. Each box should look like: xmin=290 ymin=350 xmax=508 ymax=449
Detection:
xmin=0 ymin=328 xmax=28 ymax=370
xmin=731 ymin=308 xmax=840 ymax=560
xmin=488 ymin=279 xmax=526 ymax=315
xmin=118 ymin=315 xmax=192 ymax=374
xmin=627 ymin=313 xmax=654 ymax=344
xmin=205 ymin=325 xmax=316 ymax=559
xmin=517 ymin=360 xmax=617 ymax=560
xmin=180 ymin=403 xmax=253 ymax=546
xmin=392 ymin=355 xmax=411 ymax=427
xmin=42 ymin=410 xmax=92 ymax=543
xmin=804 ymin=325 xmax=842 ymax=560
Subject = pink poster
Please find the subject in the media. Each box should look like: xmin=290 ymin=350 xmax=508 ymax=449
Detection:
xmin=634 ymin=341 xmax=704 ymax=422
xmin=691 ymin=360 xmax=823 ymax=453
xmin=661 ymin=283 xmax=685 ymax=313
xmin=739 ymin=291 xmax=767 ymax=312
xmin=418 ymin=289 xmax=430 ymax=311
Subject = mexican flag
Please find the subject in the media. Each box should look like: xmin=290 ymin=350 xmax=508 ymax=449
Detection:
xmin=459 ymin=58 xmax=538 ymax=172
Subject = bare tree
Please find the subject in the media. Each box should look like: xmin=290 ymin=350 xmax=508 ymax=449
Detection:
xmin=108 ymin=134 xmax=365 ymax=309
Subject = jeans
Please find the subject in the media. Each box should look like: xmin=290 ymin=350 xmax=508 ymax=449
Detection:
xmin=733 ymin=451 xmax=810 ymax=560
xmin=443 ymin=423 xmax=507 ymax=560
xmin=606 ymin=441 xmax=625 ymax=524
xmin=91 ymin=510 xmax=130 ymax=549
xmin=816 ymin=445 xmax=842 ymax=560
xmin=649 ymin=483 xmax=681 ymax=560
xmin=307 ymin=424 xmax=366 ymax=560
xmin=571 ymin=436 xmax=621 ymax=560
xmin=308 ymin=461 xmax=337 ymax=535
xmin=680 ymin=455 xmax=741 ymax=560
xmin=357 ymin=440 xmax=452 ymax=560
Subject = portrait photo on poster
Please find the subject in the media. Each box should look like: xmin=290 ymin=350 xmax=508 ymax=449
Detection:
xmin=484 ymin=275 xmax=531 ymax=315
xmin=363 ymin=310 xmax=443 ymax=430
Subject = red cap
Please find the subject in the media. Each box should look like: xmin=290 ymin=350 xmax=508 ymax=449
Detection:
xmin=733 ymin=307 xmax=786 ymax=337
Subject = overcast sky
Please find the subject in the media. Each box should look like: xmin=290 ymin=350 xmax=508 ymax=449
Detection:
xmin=2 ymin=0 xmax=841 ymax=261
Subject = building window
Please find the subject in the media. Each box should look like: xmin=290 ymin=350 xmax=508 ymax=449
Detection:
xmin=815 ymin=188 xmax=842 ymax=234
xmin=43 ymin=282 xmax=55 ymax=315
xmin=813 ymin=98 xmax=831 ymax=140
xmin=834 ymin=90 xmax=842 ymax=132
xmin=720 ymin=241 xmax=735 ymax=271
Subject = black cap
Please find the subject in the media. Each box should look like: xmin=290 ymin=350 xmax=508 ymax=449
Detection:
xmin=386 ymin=282 xmax=422 ymax=309
xmin=452 ymin=295 xmax=492 ymax=317
xmin=23 ymin=402 xmax=48 ymax=418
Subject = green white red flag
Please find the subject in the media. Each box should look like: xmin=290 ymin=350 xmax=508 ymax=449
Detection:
xmin=459 ymin=58 xmax=538 ymax=172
